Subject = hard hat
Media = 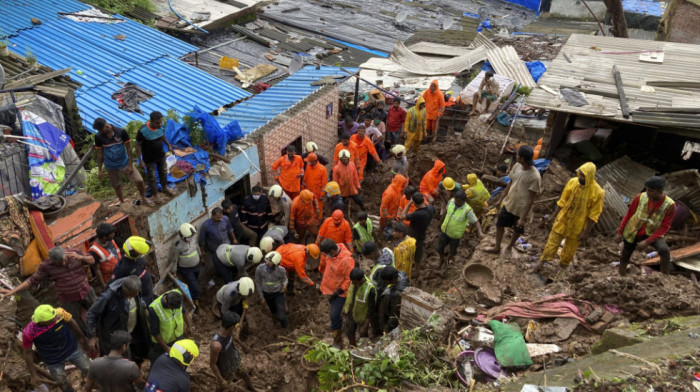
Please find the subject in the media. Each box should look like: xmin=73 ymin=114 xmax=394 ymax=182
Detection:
xmin=304 ymin=153 xmax=318 ymax=163
xmin=324 ymin=182 xmax=340 ymax=197
xmin=123 ymin=236 xmax=152 ymax=259
xmin=338 ymin=149 xmax=351 ymax=159
xmin=32 ymin=304 xmax=56 ymax=323
xmin=306 ymin=141 xmax=318 ymax=153
xmin=332 ymin=209 xmax=344 ymax=222
xmin=390 ymin=144 xmax=406 ymax=157
xmin=442 ymin=177 xmax=456 ymax=191
xmin=246 ymin=247 xmax=263 ymax=264
xmin=300 ymin=189 xmax=314 ymax=202
xmin=179 ymin=223 xmax=196 ymax=238
xmin=269 ymin=184 xmax=284 ymax=198
xmin=306 ymin=243 xmax=320 ymax=258
xmin=237 ymin=277 xmax=255 ymax=296
xmin=169 ymin=339 xmax=199 ymax=366
xmin=264 ymin=251 xmax=282 ymax=266
xmin=466 ymin=173 xmax=478 ymax=186
xmin=260 ymin=236 xmax=275 ymax=253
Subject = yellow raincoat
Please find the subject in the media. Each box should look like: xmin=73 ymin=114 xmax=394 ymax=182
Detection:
xmin=462 ymin=174 xmax=490 ymax=217
xmin=404 ymin=97 xmax=426 ymax=153
xmin=541 ymin=162 xmax=605 ymax=265
xmin=394 ymin=236 xmax=416 ymax=279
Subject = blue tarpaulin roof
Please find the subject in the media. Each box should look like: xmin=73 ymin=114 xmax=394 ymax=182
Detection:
xmin=3 ymin=1 xmax=251 ymax=131
xmin=217 ymin=66 xmax=359 ymax=136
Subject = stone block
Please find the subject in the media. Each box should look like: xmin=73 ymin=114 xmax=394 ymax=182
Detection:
xmin=591 ymin=327 xmax=644 ymax=355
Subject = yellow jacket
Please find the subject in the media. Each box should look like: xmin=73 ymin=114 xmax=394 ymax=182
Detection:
xmin=552 ymin=162 xmax=605 ymax=237
xmin=404 ymin=97 xmax=426 ymax=134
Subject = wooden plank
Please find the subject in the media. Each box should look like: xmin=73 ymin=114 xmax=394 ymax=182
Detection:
xmin=612 ymin=65 xmax=630 ymax=119
xmin=642 ymin=242 xmax=700 ymax=265
xmin=4 ymin=67 xmax=72 ymax=89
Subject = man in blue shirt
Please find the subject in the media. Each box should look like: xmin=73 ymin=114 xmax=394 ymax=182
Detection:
xmin=93 ymin=118 xmax=152 ymax=206
xmin=135 ymin=111 xmax=176 ymax=203
xmin=199 ymin=207 xmax=236 ymax=286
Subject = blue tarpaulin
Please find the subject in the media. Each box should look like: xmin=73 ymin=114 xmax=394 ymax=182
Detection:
xmin=503 ymin=0 xmax=542 ymax=14
xmin=147 ymin=118 xmax=211 ymax=188
xmin=622 ymin=0 xmax=663 ymax=16
xmin=476 ymin=18 xmax=492 ymax=32
xmin=482 ymin=61 xmax=547 ymax=82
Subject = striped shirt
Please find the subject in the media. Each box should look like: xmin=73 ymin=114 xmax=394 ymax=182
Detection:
xmin=29 ymin=252 xmax=90 ymax=303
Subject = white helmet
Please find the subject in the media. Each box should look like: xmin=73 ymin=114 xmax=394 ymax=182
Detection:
xmin=264 ymin=251 xmax=282 ymax=266
xmin=391 ymin=144 xmax=406 ymax=158
xmin=260 ymin=236 xmax=275 ymax=253
xmin=237 ymin=277 xmax=255 ymax=296
xmin=306 ymin=141 xmax=318 ymax=153
xmin=179 ymin=223 xmax=197 ymax=238
xmin=339 ymin=149 xmax=351 ymax=159
xmin=269 ymin=184 xmax=284 ymax=198
xmin=246 ymin=247 xmax=263 ymax=264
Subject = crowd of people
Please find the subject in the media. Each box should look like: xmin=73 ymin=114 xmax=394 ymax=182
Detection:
xmin=0 ymin=83 xmax=680 ymax=392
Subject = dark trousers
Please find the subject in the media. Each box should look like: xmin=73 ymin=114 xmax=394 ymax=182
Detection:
xmin=201 ymin=251 xmax=216 ymax=284
xmin=414 ymin=238 xmax=425 ymax=264
xmin=145 ymin=157 xmax=168 ymax=196
xmin=438 ymin=232 xmax=460 ymax=257
xmin=263 ymin=292 xmax=288 ymax=327
xmin=212 ymin=255 xmax=238 ymax=283
xmin=345 ymin=194 xmax=364 ymax=211
xmin=61 ymin=288 xmax=96 ymax=335
xmin=237 ymin=226 xmax=258 ymax=247
xmin=621 ymin=235 xmax=671 ymax=274
xmin=329 ymin=296 xmax=346 ymax=331
xmin=178 ymin=264 xmax=201 ymax=301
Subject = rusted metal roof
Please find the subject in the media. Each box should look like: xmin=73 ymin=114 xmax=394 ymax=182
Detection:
xmin=664 ymin=169 xmax=700 ymax=213
xmin=596 ymin=156 xmax=656 ymax=200
xmin=597 ymin=182 xmax=628 ymax=234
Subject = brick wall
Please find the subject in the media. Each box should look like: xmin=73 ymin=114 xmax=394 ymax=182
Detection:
xmin=251 ymin=85 xmax=339 ymax=186
xmin=668 ymin=2 xmax=700 ymax=44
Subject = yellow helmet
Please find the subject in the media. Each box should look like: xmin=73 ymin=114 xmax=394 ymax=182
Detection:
xmin=338 ymin=149 xmax=351 ymax=159
xmin=269 ymin=184 xmax=284 ymax=198
xmin=442 ymin=177 xmax=456 ymax=191
xmin=264 ymin=251 xmax=282 ymax=266
xmin=260 ymin=236 xmax=275 ymax=253
xmin=466 ymin=173 xmax=478 ymax=186
xmin=169 ymin=339 xmax=199 ymax=366
xmin=324 ymin=182 xmax=341 ymax=197
xmin=123 ymin=236 xmax=152 ymax=259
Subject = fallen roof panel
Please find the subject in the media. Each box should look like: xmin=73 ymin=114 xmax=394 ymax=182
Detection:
xmin=596 ymin=156 xmax=656 ymax=200
xmin=389 ymin=39 xmax=490 ymax=75
xmin=487 ymin=45 xmax=537 ymax=88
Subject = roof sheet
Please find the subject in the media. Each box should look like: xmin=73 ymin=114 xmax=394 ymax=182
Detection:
xmin=217 ymin=65 xmax=358 ymax=134
xmin=527 ymin=34 xmax=700 ymax=129
xmin=0 ymin=0 xmax=89 ymax=37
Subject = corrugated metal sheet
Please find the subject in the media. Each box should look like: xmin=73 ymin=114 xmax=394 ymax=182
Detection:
xmin=76 ymin=56 xmax=251 ymax=129
xmin=217 ymin=66 xmax=358 ymax=134
xmin=527 ymin=34 xmax=700 ymax=130
xmin=596 ymin=156 xmax=656 ymax=199
xmin=0 ymin=0 xmax=89 ymax=37
xmin=487 ymin=46 xmax=537 ymax=88
xmin=664 ymin=169 xmax=700 ymax=214
xmin=597 ymin=182 xmax=628 ymax=234
xmin=321 ymin=47 xmax=378 ymax=68
xmin=389 ymin=37 xmax=492 ymax=75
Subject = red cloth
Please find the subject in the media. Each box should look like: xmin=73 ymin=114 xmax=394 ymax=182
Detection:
xmin=488 ymin=294 xmax=594 ymax=330
xmin=386 ymin=106 xmax=406 ymax=132
xmin=319 ymin=243 xmax=354 ymax=297
xmin=617 ymin=193 xmax=676 ymax=244
xmin=332 ymin=162 xmax=361 ymax=197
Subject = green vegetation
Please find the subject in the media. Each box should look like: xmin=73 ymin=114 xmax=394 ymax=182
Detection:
xmin=82 ymin=0 xmax=155 ymax=14
xmin=517 ymin=86 xmax=533 ymax=96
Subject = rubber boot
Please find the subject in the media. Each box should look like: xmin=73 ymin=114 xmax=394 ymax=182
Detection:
xmin=332 ymin=330 xmax=344 ymax=349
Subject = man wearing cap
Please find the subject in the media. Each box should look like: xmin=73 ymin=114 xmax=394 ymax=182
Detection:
xmin=110 ymin=236 xmax=155 ymax=303
xmin=485 ymin=146 xmax=541 ymax=255
xmin=615 ymin=176 xmax=676 ymax=275
xmin=260 ymin=225 xmax=290 ymax=253
xmin=289 ymin=190 xmax=321 ymax=244
xmin=215 ymin=277 xmax=255 ymax=317
xmin=439 ymin=190 xmax=483 ymax=265
xmin=22 ymin=305 xmax=91 ymax=391
xmin=145 ymin=339 xmax=199 ymax=392
xmin=332 ymin=149 xmax=364 ymax=210
xmin=462 ymin=173 xmax=490 ymax=218
xmin=437 ymin=177 xmax=461 ymax=216
xmin=214 ymin=244 xmax=263 ymax=283
xmin=171 ymin=223 xmax=202 ymax=309
xmin=255 ymin=251 xmax=289 ymax=328
xmin=278 ymin=243 xmax=320 ymax=294
xmin=316 ymin=210 xmax=353 ymax=252
xmin=148 ymin=290 xmax=192 ymax=362
xmin=333 ymin=133 xmax=360 ymax=167
xmin=1 ymin=246 xmax=96 ymax=335
xmin=303 ymin=152 xmax=328 ymax=215
xmin=272 ymin=145 xmax=304 ymax=200
xmin=268 ymin=184 xmax=292 ymax=227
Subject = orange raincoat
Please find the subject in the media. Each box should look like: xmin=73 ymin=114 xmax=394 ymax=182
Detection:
xmin=332 ymin=161 xmax=361 ymax=197
xmin=380 ymin=174 xmax=408 ymax=228
xmin=333 ymin=141 xmax=360 ymax=166
xmin=316 ymin=216 xmax=353 ymax=249
xmin=422 ymin=80 xmax=445 ymax=121
xmin=271 ymin=155 xmax=304 ymax=194
xmin=319 ymin=243 xmax=354 ymax=297
xmin=350 ymin=134 xmax=380 ymax=182
xmin=419 ymin=159 xmax=446 ymax=200
xmin=278 ymin=243 xmax=314 ymax=286
xmin=289 ymin=194 xmax=320 ymax=231
xmin=304 ymin=161 xmax=328 ymax=216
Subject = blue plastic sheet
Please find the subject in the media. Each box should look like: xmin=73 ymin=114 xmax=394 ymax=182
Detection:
xmin=534 ymin=158 xmax=551 ymax=175
xmin=223 ymin=120 xmax=244 ymax=143
xmin=622 ymin=0 xmax=662 ymax=16
xmin=503 ymin=0 xmax=542 ymax=14
xmin=476 ymin=18 xmax=492 ymax=32
xmin=526 ymin=61 xmax=546 ymax=82
xmin=164 ymin=119 xmax=192 ymax=148
xmin=189 ymin=106 xmax=228 ymax=156
xmin=463 ymin=12 xmax=479 ymax=18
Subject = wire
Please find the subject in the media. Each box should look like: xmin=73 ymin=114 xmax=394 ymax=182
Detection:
xmin=168 ymin=0 xmax=208 ymax=34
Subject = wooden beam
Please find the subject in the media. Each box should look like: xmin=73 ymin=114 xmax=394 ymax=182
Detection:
xmin=612 ymin=65 xmax=630 ymax=118
xmin=4 ymin=67 xmax=72 ymax=89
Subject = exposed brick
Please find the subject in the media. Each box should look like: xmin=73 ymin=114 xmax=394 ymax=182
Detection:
xmin=667 ymin=2 xmax=700 ymax=44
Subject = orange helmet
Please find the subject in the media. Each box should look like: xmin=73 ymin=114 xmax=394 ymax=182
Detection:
xmin=300 ymin=189 xmax=314 ymax=202
xmin=332 ymin=209 xmax=344 ymax=222
xmin=306 ymin=244 xmax=320 ymax=258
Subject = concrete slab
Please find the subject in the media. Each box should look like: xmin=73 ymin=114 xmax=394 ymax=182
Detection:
xmin=151 ymin=0 xmax=265 ymax=31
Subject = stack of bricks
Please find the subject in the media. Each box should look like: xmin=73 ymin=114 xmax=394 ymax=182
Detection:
xmin=252 ymin=85 xmax=339 ymax=186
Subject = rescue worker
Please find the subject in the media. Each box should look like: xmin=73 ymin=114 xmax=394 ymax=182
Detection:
xmin=111 ymin=236 xmax=154 ymax=303
xmin=343 ymin=268 xmax=376 ymax=347
xmin=268 ymin=184 xmax=292 ymax=227
xmin=615 ymin=176 xmax=676 ymax=276
xmin=489 ymin=163 xmax=511 ymax=202
xmin=271 ymin=145 xmax=304 ymax=200
xmin=302 ymin=141 xmax=329 ymax=166
xmin=215 ymin=277 xmax=255 ymax=317
xmin=210 ymin=312 xmax=256 ymax=392
xmin=437 ymin=177 xmax=460 ymax=216
xmin=332 ymin=149 xmax=364 ymax=210
xmin=462 ymin=173 xmax=490 ymax=218
xmin=419 ymin=159 xmax=446 ymax=204
xmin=380 ymin=174 xmax=408 ymax=231
xmin=422 ymin=80 xmax=445 ymax=139
xmin=214 ymin=244 xmax=264 ymax=283
xmin=241 ymin=185 xmax=272 ymax=243
xmin=317 ymin=209 xmax=353 ymax=252
xmin=399 ymin=192 xmax=435 ymax=266
xmin=403 ymin=97 xmax=426 ymax=154
xmin=289 ymin=189 xmax=321 ymax=244
xmin=255 ymin=251 xmax=288 ymax=328
xmin=259 ymin=225 xmax=290 ymax=253
xmin=145 ymin=339 xmax=199 ymax=392
xmin=392 ymin=222 xmax=416 ymax=280
xmin=86 ymin=276 xmax=149 ymax=363
xmin=350 ymin=125 xmax=381 ymax=182
xmin=277 ymin=243 xmax=319 ymax=295
xmin=199 ymin=208 xmax=236 ymax=289
xmin=439 ymin=190 xmax=483 ymax=265
xmin=533 ymin=162 xmax=605 ymax=275
xmin=398 ymin=186 xmax=419 ymax=226
xmin=362 ymin=241 xmax=409 ymax=297
xmin=323 ymin=181 xmax=345 ymax=216
xmin=352 ymin=211 xmax=375 ymax=254
xmin=22 ymin=305 xmax=90 ymax=392
xmin=85 ymin=330 xmax=146 ymax=392
xmin=303 ymin=152 xmax=328 ymax=214
xmin=318 ymin=239 xmax=354 ymax=348
xmin=171 ymin=223 xmax=202 ymax=308
xmin=333 ymin=133 xmax=359 ymax=166
xmin=222 ymin=199 xmax=258 ymax=247
xmin=89 ymin=223 xmax=120 ymax=290
xmin=376 ymin=267 xmax=402 ymax=334
xmin=148 ymin=290 xmax=191 ymax=362
xmin=389 ymin=145 xmax=409 ymax=177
